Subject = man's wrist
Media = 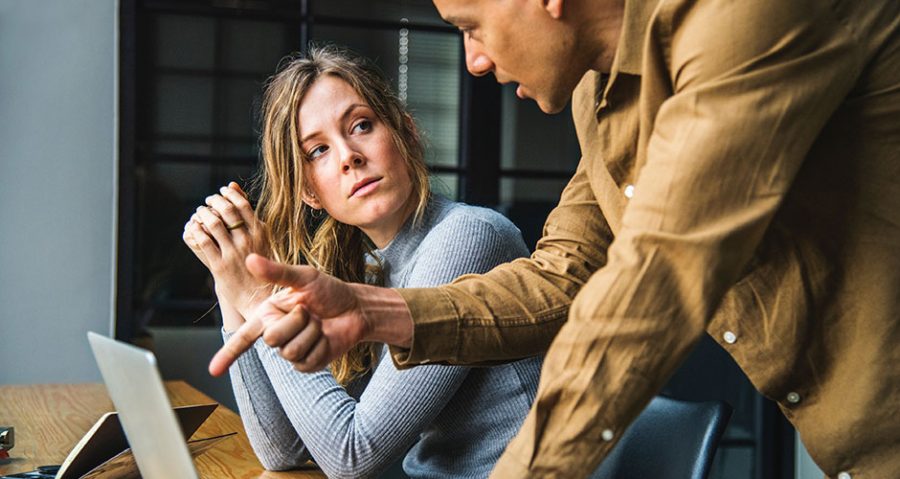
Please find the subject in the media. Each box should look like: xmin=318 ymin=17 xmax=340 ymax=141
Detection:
xmin=351 ymin=284 xmax=413 ymax=348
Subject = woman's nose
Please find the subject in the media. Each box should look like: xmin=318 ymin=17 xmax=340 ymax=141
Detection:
xmin=341 ymin=153 xmax=365 ymax=173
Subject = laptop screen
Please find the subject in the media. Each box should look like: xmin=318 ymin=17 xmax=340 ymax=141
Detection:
xmin=86 ymin=332 xmax=199 ymax=479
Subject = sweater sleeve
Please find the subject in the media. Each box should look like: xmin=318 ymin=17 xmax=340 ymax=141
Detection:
xmin=227 ymin=205 xmax=530 ymax=478
xmin=253 ymin=344 xmax=467 ymax=479
xmin=224 ymin=333 xmax=311 ymax=470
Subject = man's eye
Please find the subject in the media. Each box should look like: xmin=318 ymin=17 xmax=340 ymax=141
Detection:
xmin=459 ymin=27 xmax=478 ymax=41
xmin=308 ymin=145 xmax=328 ymax=159
xmin=352 ymin=120 xmax=372 ymax=134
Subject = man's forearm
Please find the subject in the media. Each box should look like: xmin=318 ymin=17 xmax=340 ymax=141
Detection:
xmin=351 ymin=283 xmax=413 ymax=348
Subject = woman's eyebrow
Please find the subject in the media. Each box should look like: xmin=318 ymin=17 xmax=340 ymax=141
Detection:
xmin=341 ymin=103 xmax=369 ymax=121
xmin=301 ymin=103 xmax=369 ymax=144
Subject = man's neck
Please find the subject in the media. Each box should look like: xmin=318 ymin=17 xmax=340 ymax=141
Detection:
xmin=585 ymin=0 xmax=626 ymax=73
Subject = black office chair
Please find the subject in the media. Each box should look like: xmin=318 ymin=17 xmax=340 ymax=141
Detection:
xmin=592 ymin=396 xmax=732 ymax=479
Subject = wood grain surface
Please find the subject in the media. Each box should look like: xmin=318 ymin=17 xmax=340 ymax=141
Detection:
xmin=0 ymin=382 xmax=324 ymax=478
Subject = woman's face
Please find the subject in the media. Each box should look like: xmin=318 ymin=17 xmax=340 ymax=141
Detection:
xmin=298 ymin=75 xmax=415 ymax=248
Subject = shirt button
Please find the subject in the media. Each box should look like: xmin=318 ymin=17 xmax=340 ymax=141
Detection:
xmin=837 ymin=472 xmax=851 ymax=479
xmin=723 ymin=331 xmax=737 ymax=344
xmin=624 ymin=184 xmax=635 ymax=199
xmin=786 ymin=392 xmax=801 ymax=404
xmin=601 ymin=429 xmax=614 ymax=441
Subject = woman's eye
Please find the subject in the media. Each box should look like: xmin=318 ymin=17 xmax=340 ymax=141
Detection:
xmin=352 ymin=120 xmax=372 ymax=134
xmin=308 ymin=145 xmax=328 ymax=159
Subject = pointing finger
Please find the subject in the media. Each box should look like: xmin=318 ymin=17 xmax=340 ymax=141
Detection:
xmin=246 ymin=254 xmax=320 ymax=289
xmin=208 ymin=316 xmax=265 ymax=377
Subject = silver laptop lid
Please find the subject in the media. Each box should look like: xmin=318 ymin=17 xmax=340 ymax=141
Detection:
xmin=87 ymin=332 xmax=199 ymax=479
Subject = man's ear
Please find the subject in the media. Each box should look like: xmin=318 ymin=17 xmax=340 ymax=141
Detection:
xmin=543 ymin=0 xmax=564 ymax=19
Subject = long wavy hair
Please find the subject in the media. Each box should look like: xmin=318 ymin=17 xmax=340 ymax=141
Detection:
xmin=254 ymin=45 xmax=430 ymax=386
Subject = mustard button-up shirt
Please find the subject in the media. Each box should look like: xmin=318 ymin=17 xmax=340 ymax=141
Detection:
xmin=393 ymin=0 xmax=900 ymax=477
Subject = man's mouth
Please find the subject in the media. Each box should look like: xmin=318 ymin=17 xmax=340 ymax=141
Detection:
xmin=516 ymin=84 xmax=528 ymax=99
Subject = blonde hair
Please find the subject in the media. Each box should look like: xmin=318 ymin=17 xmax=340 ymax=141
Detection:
xmin=254 ymin=45 xmax=430 ymax=385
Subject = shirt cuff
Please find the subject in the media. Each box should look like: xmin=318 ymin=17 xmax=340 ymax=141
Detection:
xmin=389 ymin=287 xmax=460 ymax=368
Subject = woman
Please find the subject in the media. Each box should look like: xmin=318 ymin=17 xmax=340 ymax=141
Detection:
xmin=182 ymin=45 xmax=542 ymax=478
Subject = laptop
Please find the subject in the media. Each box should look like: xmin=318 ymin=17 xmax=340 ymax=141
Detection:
xmin=1 ymin=333 xmax=225 ymax=479
xmin=85 ymin=331 xmax=200 ymax=479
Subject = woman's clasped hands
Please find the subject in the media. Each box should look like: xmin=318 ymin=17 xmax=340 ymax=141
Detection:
xmin=182 ymin=181 xmax=369 ymax=375
xmin=182 ymin=181 xmax=272 ymax=329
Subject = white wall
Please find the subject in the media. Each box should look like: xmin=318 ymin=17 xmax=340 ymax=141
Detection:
xmin=0 ymin=0 xmax=117 ymax=384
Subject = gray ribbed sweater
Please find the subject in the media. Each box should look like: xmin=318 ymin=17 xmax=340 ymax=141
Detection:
xmin=224 ymin=195 xmax=543 ymax=478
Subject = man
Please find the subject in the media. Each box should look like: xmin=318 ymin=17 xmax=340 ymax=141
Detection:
xmin=211 ymin=0 xmax=900 ymax=477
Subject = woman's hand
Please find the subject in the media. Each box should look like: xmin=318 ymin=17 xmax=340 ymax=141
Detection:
xmin=182 ymin=182 xmax=272 ymax=324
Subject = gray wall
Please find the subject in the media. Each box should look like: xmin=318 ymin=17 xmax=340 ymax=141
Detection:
xmin=0 ymin=0 xmax=117 ymax=384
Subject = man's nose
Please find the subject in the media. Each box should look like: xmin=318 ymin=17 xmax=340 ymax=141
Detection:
xmin=464 ymin=37 xmax=493 ymax=77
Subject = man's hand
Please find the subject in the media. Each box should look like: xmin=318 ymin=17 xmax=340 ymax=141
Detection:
xmin=209 ymin=253 xmax=408 ymax=376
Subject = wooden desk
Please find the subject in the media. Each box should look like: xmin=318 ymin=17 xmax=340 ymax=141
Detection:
xmin=0 ymin=381 xmax=324 ymax=478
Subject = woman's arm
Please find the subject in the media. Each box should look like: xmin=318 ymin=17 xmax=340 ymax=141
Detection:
xmin=251 ymin=343 xmax=467 ymax=478
xmin=183 ymin=183 xmax=312 ymax=467
xmin=226 ymin=335 xmax=312 ymax=470
xmin=183 ymin=181 xmax=272 ymax=330
xmin=239 ymin=208 xmax=530 ymax=478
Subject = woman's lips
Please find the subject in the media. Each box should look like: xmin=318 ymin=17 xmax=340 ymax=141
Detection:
xmin=350 ymin=177 xmax=381 ymax=197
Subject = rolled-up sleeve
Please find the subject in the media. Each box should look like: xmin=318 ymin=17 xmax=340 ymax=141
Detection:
xmin=392 ymin=159 xmax=614 ymax=366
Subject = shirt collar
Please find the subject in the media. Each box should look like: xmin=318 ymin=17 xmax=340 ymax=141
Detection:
xmin=592 ymin=0 xmax=658 ymax=116
xmin=611 ymin=0 xmax=659 ymax=76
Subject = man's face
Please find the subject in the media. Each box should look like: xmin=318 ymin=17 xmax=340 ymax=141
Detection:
xmin=434 ymin=0 xmax=590 ymax=114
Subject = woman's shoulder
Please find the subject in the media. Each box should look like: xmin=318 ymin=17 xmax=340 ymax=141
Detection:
xmin=396 ymin=196 xmax=529 ymax=286
xmin=428 ymin=195 xmax=524 ymax=242
xmin=412 ymin=195 xmax=529 ymax=263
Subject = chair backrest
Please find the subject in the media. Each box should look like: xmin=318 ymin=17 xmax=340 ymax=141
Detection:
xmin=592 ymin=396 xmax=732 ymax=479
